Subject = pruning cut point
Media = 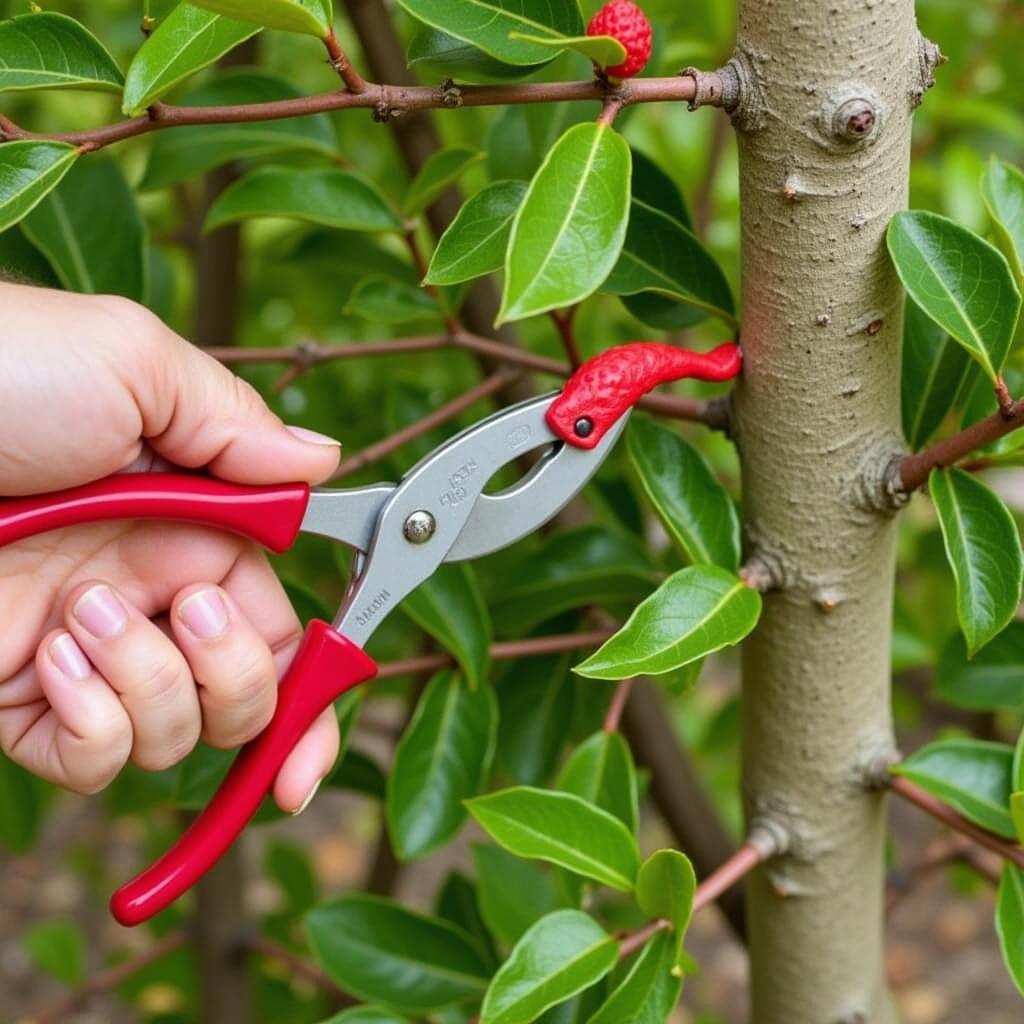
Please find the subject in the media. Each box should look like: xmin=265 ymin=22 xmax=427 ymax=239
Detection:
xmin=820 ymin=84 xmax=883 ymax=145
xmin=866 ymin=318 xmax=884 ymax=336
xmin=587 ymin=0 xmax=653 ymax=80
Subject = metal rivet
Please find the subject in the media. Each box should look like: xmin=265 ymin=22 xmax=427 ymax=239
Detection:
xmin=574 ymin=417 xmax=594 ymax=439
xmin=402 ymin=510 xmax=436 ymax=544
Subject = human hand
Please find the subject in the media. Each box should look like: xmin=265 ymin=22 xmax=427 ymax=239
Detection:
xmin=0 ymin=283 xmax=343 ymax=811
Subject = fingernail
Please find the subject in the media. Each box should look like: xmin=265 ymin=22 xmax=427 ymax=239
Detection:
xmin=178 ymin=589 xmax=229 ymax=640
xmin=286 ymin=425 xmax=341 ymax=448
xmin=290 ymin=778 xmax=323 ymax=817
xmin=74 ymin=585 xmax=128 ymax=639
xmin=49 ymin=633 xmax=92 ymax=681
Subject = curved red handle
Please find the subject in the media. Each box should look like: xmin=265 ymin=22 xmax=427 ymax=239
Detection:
xmin=546 ymin=342 xmax=743 ymax=449
xmin=111 ymin=621 xmax=378 ymax=927
xmin=0 ymin=474 xmax=310 ymax=553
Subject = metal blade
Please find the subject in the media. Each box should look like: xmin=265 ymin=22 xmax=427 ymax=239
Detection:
xmin=301 ymin=484 xmax=395 ymax=553
xmin=445 ymin=409 xmax=630 ymax=562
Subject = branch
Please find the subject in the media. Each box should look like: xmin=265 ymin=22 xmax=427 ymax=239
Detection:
xmin=323 ymin=30 xmax=367 ymax=94
xmin=1 ymin=74 xmax=710 ymax=153
xmin=245 ymin=934 xmax=350 ymax=1000
xmin=693 ymin=830 xmax=782 ymax=914
xmin=886 ymin=833 xmax=1000 ymax=913
xmin=602 ymin=678 xmax=635 ymax=733
xmin=889 ymin=774 xmax=1024 ymax=871
xmin=896 ymin=399 xmax=1024 ymax=493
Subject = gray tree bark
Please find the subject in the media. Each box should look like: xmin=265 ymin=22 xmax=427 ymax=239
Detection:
xmin=730 ymin=1 xmax=939 ymax=1020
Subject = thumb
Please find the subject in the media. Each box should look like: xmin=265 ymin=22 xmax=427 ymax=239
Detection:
xmin=128 ymin=325 xmax=341 ymax=485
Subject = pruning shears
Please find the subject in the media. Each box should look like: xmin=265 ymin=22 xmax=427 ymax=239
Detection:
xmin=0 ymin=340 xmax=740 ymax=926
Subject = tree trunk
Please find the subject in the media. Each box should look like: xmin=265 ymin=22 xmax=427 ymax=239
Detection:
xmin=731 ymin=1 xmax=936 ymax=1019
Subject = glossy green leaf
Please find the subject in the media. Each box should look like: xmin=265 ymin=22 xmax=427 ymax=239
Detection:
xmin=489 ymin=526 xmax=658 ymax=634
xmin=467 ymin=787 xmax=640 ymax=891
xmin=402 ymin=562 xmax=492 ymax=688
xmin=996 ymin=864 xmax=1024 ymax=995
xmin=631 ymin=149 xmax=692 ymax=230
xmin=0 ymin=752 xmax=47 ymax=852
xmin=982 ymin=157 xmax=1024 ymax=283
xmin=437 ymin=871 xmax=500 ymax=971
xmin=892 ymin=739 xmax=1016 ymax=839
xmin=330 ymin=749 xmax=387 ymax=800
xmin=500 ymin=122 xmax=631 ymax=323
xmin=929 ymin=468 xmax=1023 ymax=656
xmin=346 ymin=276 xmax=441 ymax=325
xmin=935 ymin=623 xmax=1024 ymax=712
xmin=576 ymin=566 xmax=762 ymax=681
xmin=481 ymin=911 xmax=617 ymax=1024
xmin=0 ymin=12 xmax=122 ymax=94
xmin=396 ymin=0 xmax=584 ymax=66
xmin=604 ymin=200 xmax=736 ymax=326
xmin=388 ymin=670 xmax=497 ymax=859
xmin=902 ymin=298 xmax=973 ymax=449
xmin=473 ymin=843 xmax=563 ymax=946
xmin=139 ymin=70 xmax=335 ymax=191
xmin=1012 ymin=792 xmax=1024 ymax=845
xmin=557 ymin=731 xmax=638 ymax=834
xmin=122 ymin=4 xmax=259 ymax=114
xmin=306 ymin=894 xmax=490 ymax=1012
xmin=407 ymin=27 xmax=548 ymax=83
xmin=628 ymin=418 xmax=741 ymax=571
xmin=22 ymin=918 xmax=86 ymax=985
xmin=0 ymin=141 xmax=78 ymax=234
xmin=425 ymin=181 xmax=528 ymax=286
xmin=486 ymin=103 xmax=592 ymax=184
xmin=317 ymin=1009 xmax=411 ymax=1024
xmin=205 ymin=166 xmax=400 ymax=233
xmin=586 ymin=930 xmax=682 ymax=1024
xmin=22 ymin=158 xmax=147 ymax=302
xmin=636 ymin=850 xmax=696 ymax=967
xmin=507 ymin=32 xmax=625 ymax=68
xmin=404 ymin=147 xmax=484 ymax=217
xmin=0 ymin=226 xmax=59 ymax=286
xmin=887 ymin=210 xmax=1021 ymax=381
xmin=190 ymin=0 xmax=331 ymax=36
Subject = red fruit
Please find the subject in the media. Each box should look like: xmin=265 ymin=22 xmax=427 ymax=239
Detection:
xmin=587 ymin=0 xmax=652 ymax=80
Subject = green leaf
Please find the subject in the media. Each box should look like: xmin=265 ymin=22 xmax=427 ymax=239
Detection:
xmin=346 ymin=276 xmax=441 ymax=325
xmin=0 ymin=226 xmax=59 ymax=286
xmin=557 ymin=731 xmax=638 ymax=834
xmin=489 ymin=526 xmax=658 ymax=634
xmin=1012 ymin=792 xmax=1024 ymax=845
xmin=404 ymin=146 xmax=485 ymax=218
xmin=437 ymin=871 xmax=500 ymax=971
xmin=631 ymin=149 xmax=692 ymax=231
xmin=902 ymin=298 xmax=973 ymax=449
xmin=576 ymin=566 xmax=762 ymax=681
xmin=892 ymin=739 xmax=1016 ymax=839
xmin=0 ymin=752 xmax=47 ymax=853
xmin=603 ymin=199 xmax=735 ymax=325
xmin=929 ymin=468 xmax=1023 ymax=656
xmin=22 ymin=918 xmax=87 ymax=985
xmin=122 ymin=4 xmax=259 ymax=114
xmin=996 ymin=863 xmax=1024 ymax=995
xmin=317 ymin=1009 xmax=411 ymax=1024
xmin=887 ymin=210 xmax=1021 ymax=381
xmin=139 ymin=70 xmax=336 ymax=191
xmin=21 ymin=158 xmax=148 ymax=302
xmin=408 ymin=27 xmax=549 ymax=83
xmin=190 ymin=0 xmax=332 ymax=36
xmin=205 ymin=166 xmax=401 ymax=233
xmin=264 ymin=838 xmax=318 ymax=914
xmin=586 ymin=930 xmax=682 ymax=1024
xmin=396 ymin=0 xmax=584 ymax=66
xmin=306 ymin=894 xmax=490 ymax=1013
xmin=481 ymin=910 xmax=617 ymax=1024
xmin=628 ymin=418 xmax=741 ymax=571
xmin=486 ymin=103 xmax=592 ymax=184
xmin=388 ymin=670 xmax=497 ymax=859
xmin=982 ymin=157 xmax=1024 ymax=283
xmin=0 ymin=141 xmax=78 ymax=234
xmin=329 ymin=749 xmax=387 ymax=799
xmin=425 ymin=181 xmax=528 ymax=286
xmin=402 ymin=562 xmax=492 ymax=689
xmin=0 ymin=12 xmax=122 ymax=94
xmin=935 ymin=623 xmax=1024 ymax=712
xmin=467 ymin=787 xmax=640 ymax=892
xmin=473 ymin=843 xmax=564 ymax=946
xmin=636 ymin=850 xmax=696 ymax=967
xmin=500 ymin=122 xmax=631 ymax=324
xmin=507 ymin=32 xmax=625 ymax=68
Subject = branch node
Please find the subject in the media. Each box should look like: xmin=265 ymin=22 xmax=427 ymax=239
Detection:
xmin=749 ymin=819 xmax=790 ymax=859
xmin=855 ymin=434 xmax=910 ymax=513
xmin=914 ymin=33 xmax=946 ymax=106
xmin=861 ymin=746 xmax=902 ymax=792
xmin=720 ymin=46 xmax=766 ymax=131
xmin=681 ymin=67 xmax=727 ymax=111
xmin=438 ymin=79 xmax=464 ymax=109
xmin=739 ymin=551 xmax=786 ymax=592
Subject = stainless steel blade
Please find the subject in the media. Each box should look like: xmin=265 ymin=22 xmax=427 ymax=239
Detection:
xmin=300 ymin=484 xmax=395 ymax=553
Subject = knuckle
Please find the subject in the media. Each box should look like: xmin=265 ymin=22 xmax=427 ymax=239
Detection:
xmin=132 ymin=723 xmax=199 ymax=771
xmin=203 ymin=656 xmax=276 ymax=747
xmin=133 ymin=654 xmax=190 ymax=706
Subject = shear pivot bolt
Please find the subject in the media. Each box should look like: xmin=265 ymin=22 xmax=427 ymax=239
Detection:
xmin=403 ymin=510 xmax=436 ymax=544
xmin=574 ymin=417 xmax=594 ymax=439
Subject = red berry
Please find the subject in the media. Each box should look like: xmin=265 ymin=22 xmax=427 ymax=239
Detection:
xmin=587 ymin=0 xmax=652 ymax=80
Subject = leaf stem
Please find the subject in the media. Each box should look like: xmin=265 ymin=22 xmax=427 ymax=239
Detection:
xmin=323 ymin=30 xmax=367 ymax=94
xmin=602 ymin=678 xmax=635 ymax=733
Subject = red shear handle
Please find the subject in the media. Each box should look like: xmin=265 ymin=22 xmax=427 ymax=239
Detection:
xmin=111 ymin=621 xmax=378 ymax=927
xmin=0 ymin=474 xmax=311 ymax=553
xmin=546 ymin=341 xmax=743 ymax=450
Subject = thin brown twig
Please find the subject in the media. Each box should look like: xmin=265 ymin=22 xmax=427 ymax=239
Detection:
xmin=889 ymin=774 xmax=1024 ymax=870
xmin=886 ymin=833 xmax=1000 ymax=913
xmin=549 ymin=308 xmax=583 ymax=369
xmin=618 ymin=918 xmax=672 ymax=958
xmin=245 ymin=933 xmax=350 ymax=999
xmin=0 ymin=75 xmax=709 ymax=153
xmin=693 ymin=840 xmax=768 ymax=914
xmin=323 ymin=31 xmax=367 ymax=94
xmin=603 ymin=678 xmax=635 ymax=733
